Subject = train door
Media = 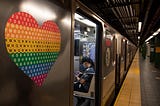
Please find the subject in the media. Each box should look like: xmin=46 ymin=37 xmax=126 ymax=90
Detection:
xmin=120 ymin=39 xmax=126 ymax=78
xmin=73 ymin=12 xmax=97 ymax=106
xmin=124 ymin=40 xmax=127 ymax=74
xmin=102 ymin=29 xmax=118 ymax=105
xmin=126 ymin=42 xmax=130 ymax=70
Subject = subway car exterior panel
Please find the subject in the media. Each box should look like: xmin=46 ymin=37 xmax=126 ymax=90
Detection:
xmin=0 ymin=0 xmax=137 ymax=106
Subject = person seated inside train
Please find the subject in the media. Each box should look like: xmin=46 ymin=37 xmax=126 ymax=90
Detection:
xmin=74 ymin=56 xmax=95 ymax=93
xmin=74 ymin=57 xmax=95 ymax=106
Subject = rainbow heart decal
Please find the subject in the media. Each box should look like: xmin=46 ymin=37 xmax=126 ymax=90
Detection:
xmin=5 ymin=12 xmax=61 ymax=86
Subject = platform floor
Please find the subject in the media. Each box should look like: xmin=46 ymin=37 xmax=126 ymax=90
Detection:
xmin=114 ymin=50 xmax=141 ymax=106
xmin=114 ymin=50 xmax=160 ymax=106
xmin=140 ymin=54 xmax=160 ymax=106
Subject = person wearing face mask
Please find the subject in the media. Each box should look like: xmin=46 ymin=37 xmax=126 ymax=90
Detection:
xmin=74 ymin=57 xmax=95 ymax=106
xmin=74 ymin=57 xmax=95 ymax=92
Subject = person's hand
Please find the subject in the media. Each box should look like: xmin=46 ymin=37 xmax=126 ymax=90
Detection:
xmin=76 ymin=76 xmax=80 ymax=81
xmin=79 ymin=79 xmax=86 ymax=84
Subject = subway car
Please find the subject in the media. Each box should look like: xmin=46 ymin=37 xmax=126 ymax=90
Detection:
xmin=0 ymin=0 xmax=137 ymax=106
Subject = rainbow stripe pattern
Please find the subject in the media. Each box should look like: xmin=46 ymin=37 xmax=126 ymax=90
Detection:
xmin=5 ymin=12 xmax=61 ymax=86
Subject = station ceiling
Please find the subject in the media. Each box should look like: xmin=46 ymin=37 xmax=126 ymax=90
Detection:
xmin=79 ymin=0 xmax=160 ymax=46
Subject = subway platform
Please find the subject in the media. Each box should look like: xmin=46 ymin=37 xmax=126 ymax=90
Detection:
xmin=114 ymin=50 xmax=160 ymax=106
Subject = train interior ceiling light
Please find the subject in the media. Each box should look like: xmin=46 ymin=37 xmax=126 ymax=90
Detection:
xmin=75 ymin=13 xmax=96 ymax=27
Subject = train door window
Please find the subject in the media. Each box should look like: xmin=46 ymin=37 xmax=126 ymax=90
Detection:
xmin=73 ymin=13 xmax=97 ymax=105
xmin=121 ymin=39 xmax=125 ymax=61
xmin=105 ymin=30 xmax=112 ymax=68
xmin=112 ymin=35 xmax=117 ymax=68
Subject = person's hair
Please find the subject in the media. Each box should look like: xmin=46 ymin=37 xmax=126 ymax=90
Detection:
xmin=81 ymin=57 xmax=94 ymax=68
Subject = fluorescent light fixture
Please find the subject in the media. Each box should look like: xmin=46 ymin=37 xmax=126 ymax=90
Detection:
xmin=157 ymin=28 xmax=160 ymax=32
xmin=138 ymin=36 xmax=140 ymax=40
xmin=75 ymin=13 xmax=96 ymax=27
xmin=152 ymin=28 xmax=160 ymax=36
xmin=146 ymin=27 xmax=160 ymax=42
xmin=145 ymin=35 xmax=153 ymax=42
xmin=138 ymin=22 xmax=142 ymax=32
xmin=153 ymin=32 xmax=159 ymax=36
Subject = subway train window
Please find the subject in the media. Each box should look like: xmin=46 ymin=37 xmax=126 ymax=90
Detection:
xmin=73 ymin=13 xmax=96 ymax=106
xmin=105 ymin=30 xmax=112 ymax=68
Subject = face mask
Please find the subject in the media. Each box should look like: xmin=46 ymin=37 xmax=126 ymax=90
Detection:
xmin=79 ymin=64 xmax=86 ymax=72
xmin=83 ymin=64 xmax=87 ymax=68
